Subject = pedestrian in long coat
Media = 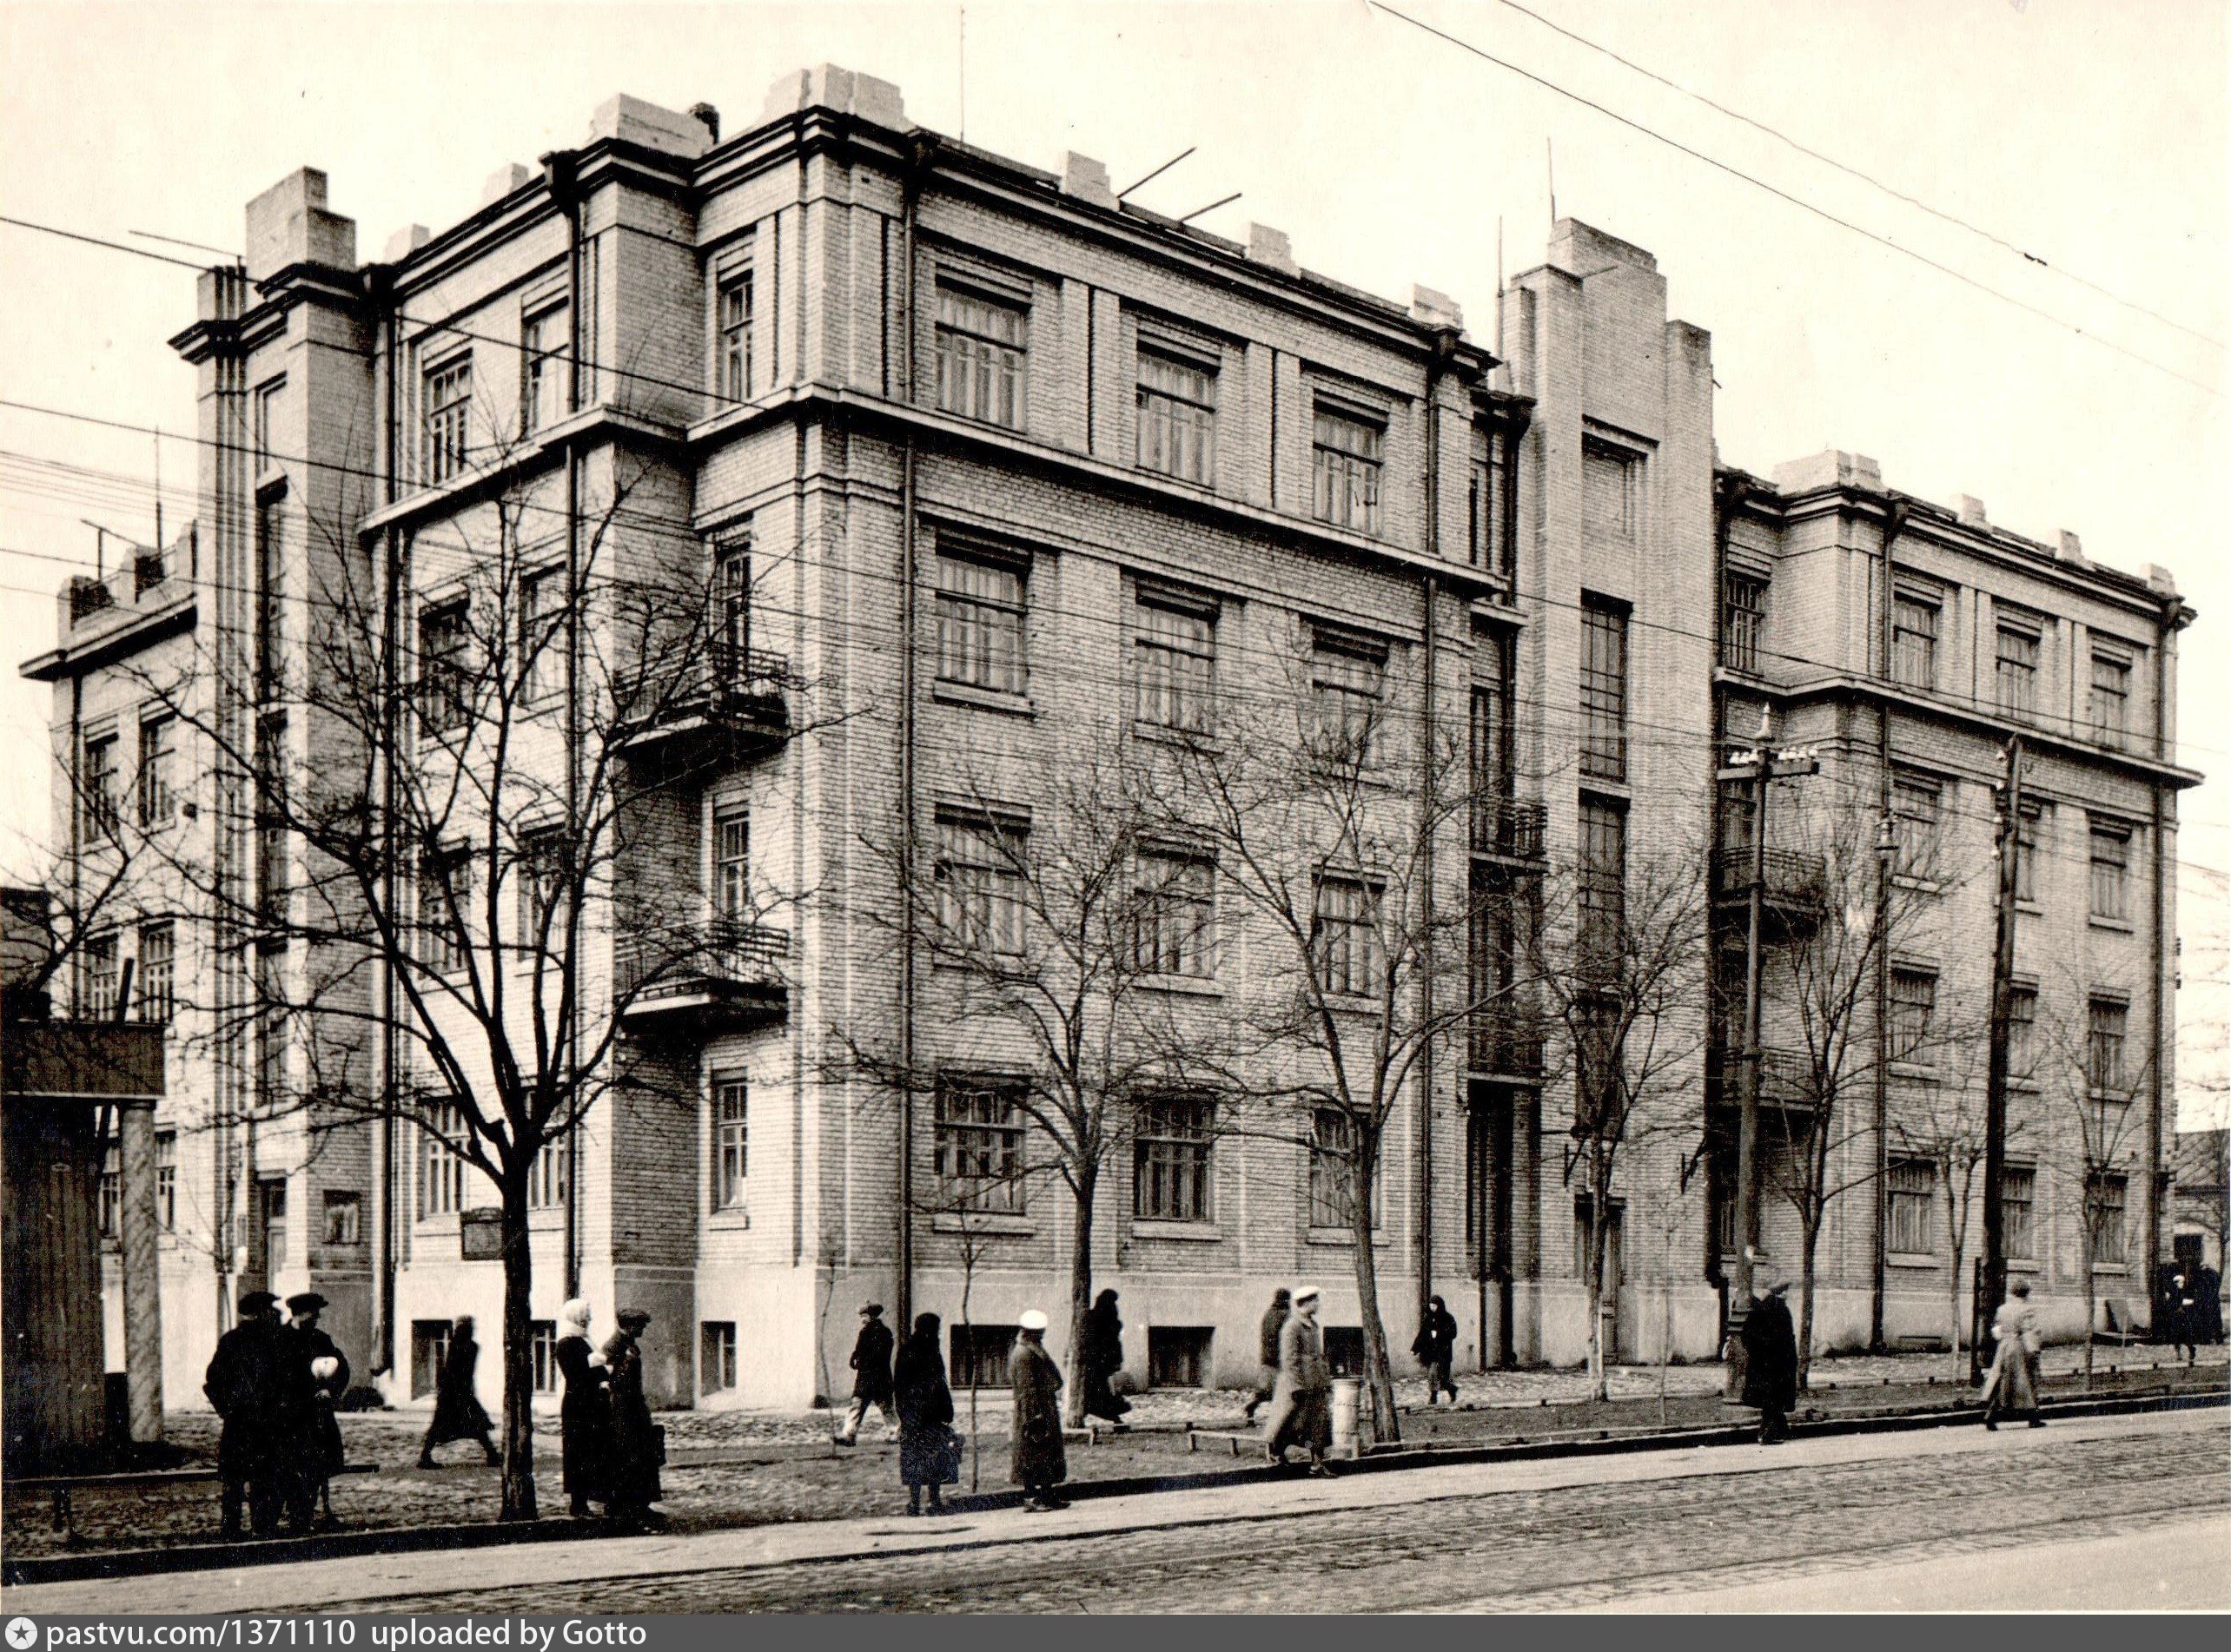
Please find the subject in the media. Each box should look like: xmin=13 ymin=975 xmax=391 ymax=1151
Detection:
xmin=1243 ymin=1288 xmax=1290 ymax=1424
xmin=1981 ymin=1279 xmax=2042 ymax=1429
xmin=835 ymin=1303 xmax=897 ymax=1445
xmin=553 ymin=1298 xmax=613 ymax=1517
xmin=2166 ymin=1268 xmax=2200 ymax=1365
xmin=418 ymin=1316 xmax=500 ymax=1468
xmin=1009 ymin=1309 xmax=1069 ymax=1510
xmin=1411 ymin=1295 xmax=1460 ymax=1406
xmin=1080 ymin=1289 xmax=1131 ymax=1426
xmin=285 ymin=1292 xmax=348 ymax=1529
xmin=1739 ymin=1278 xmax=1799 ymax=1444
xmin=203 ymin=1290 xmax=295 ymax=1539
xmin=1264 ymin=1285 xmax=1332 ymax=1473
xmin=603 ymin=1307 xmax=665 ymax=1524
xmin=893 ymin=1312 xmax=958 ymax=1515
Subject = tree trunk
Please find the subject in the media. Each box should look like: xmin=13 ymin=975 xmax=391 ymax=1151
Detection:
xmin=2082 ymin=1215 xmax=2097 ymax=1394
xmin=1061 ymin=1168 xmax=1096 ymax=1430
xmin=1948 ymin=1239 xmax=1965 ymax=1383
xmin=1796 ymin=1221 xmax=1821 ymax=1392
xmin=1586 ymin=1178 xmax=1609 ymax=1404
xmin=1658 ymin=1214 xmax=1673 ymax=1429
xmin=1350 ymin=1153 xmax=1400 ymax=1444
xmin=498 ymin=1173 xmax=538 ymax=1523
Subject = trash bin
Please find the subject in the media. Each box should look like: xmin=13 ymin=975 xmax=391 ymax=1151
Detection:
xmin=1330 ymin=1377 xmax=1362 ymax=1458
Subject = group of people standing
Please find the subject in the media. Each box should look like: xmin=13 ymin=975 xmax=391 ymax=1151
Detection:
xmin=552 ymin=1299 xmax=666 ymax=1525
xmin=202 ymin=1290 xmax=349 ymax=1540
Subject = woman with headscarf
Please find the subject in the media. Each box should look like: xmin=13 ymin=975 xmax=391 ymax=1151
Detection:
xmin=554 ymin=1298 xmax=613 ymax=1518
xmin=1080 ymin=1288 xmax=1131 ymax=1427
xmin=893 ymin=1311 xmax=958 ymax=1516
xmin=1981 ymin=1278 xmax=2043 ymax=1429
xmin=1009 ymin=1310 xmax=1069 ymax=1511
xmin=602 ymin=1307 xmax=665 ymax=1526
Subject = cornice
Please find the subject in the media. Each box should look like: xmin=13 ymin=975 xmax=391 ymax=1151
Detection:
xmin=20 ymin=592 xmax=197 ymax=683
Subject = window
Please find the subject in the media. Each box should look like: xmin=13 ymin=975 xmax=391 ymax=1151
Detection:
xmin=418 ymin=600 xmax=472 ymax=734
xmin=2089 ymin=647 xmax=2131 ymax=744
xmin=1578 ymin=798 xmax=1627 ymax=971
xmin=1134 ymin=592 xmax=1215 ymax=734
xmin=1572 ymin=994 xmax=1625 ymax=1133
xmin=420 ymin=354 xmax=472 ymax=485
xmin=1721 ymin=572 xmax=1767 ymax=673
xmin=99 ymin=1146 xmax=120 ymax=1241
xmin=1892 ymin=591 xmax=1940 ymax=691
xmin=1134 ymin=1096 xmax=1215 ymax=1222
xmin=259 ymin=1177 xmax=288 ymax=1271
xmin=2087 ymin=997 xmax=2128 ymax=1095
xmin=2089 ymin=824 xmax=2130 ymax=922
xmin=935 ymin=283 xmax=1029 ymax=429
xmin=1471 ymin=640 xmax=1513 ymax=807
xmin=1890 ymin=968 xmax=1937 ymax=1064
xmin=420 ymin=1102 xmax=470 ymax=1218
xmin=256 ymin=713 xmax=288 ymax=926
xmin=1888 ymin=1158 xmax=1936 ymax=1255
xmin=1136 ymin=347 xmax=1216 ymax=484
xmin=253 ymin=948 xmax=284 ymax=1112
xmin=255 ymin=497 xmax=283 ymax=699
xmin=411 ymin=1319 xmax=453 ymax=1400
xmin=1311 ymin=876 xmax=1382 ymax=997
xmin=526 ymin=1135 xmax=569 ymax=1211
xmin=79 ymin=932 xmax=119 ymax=1020
xmin=420 ymin=849 xmax=472 ymax=975
xmin=322 ymin=1188 xmax=361 ymax=1246
xmin=156 ymin=1131 xmax=176 ymax=1231
xmin=515 ymin=830 xmax=564 ymax=961
xmin=253 ymin=376 xmax=285 ymax=470
xmin=934 ymin=1078 xmax=1026 ymax=1213
xmin=1583 ymin=440 xmax=1638 ymax=541
xmin=519 ymin=568 xmax=562 ymax=705
xmin=1135 ymin=852 xmax=1215 ymax=978
xmin=712 ymin=539 xmax=751 ymax=682
xmin=1147 ymin=1326 xmax=1213 ymax=1389
xmin=935 ymin=815 xmax=1028 ymax=955
xmin=718 ymin=268 xmax=754 ymax=403
xmin=713 ymin=809 xmax=750 ymax=922
xmin=1309 ymin=1107 xmax=1368 ymax=1229
xmin=2003 ymin=1166 xmax=2036 ymax=1261
xmin=137 ymin=922 xmax=175 ymax=1023
xmin=1995 ymin=619 xmax=2040 ymax=718
xmin=2014 ymin=803 xmax=2042 ymax=904
xmin=1467 ymin=424 xmax=1511 ymax=576
xmin=521 ymin=303 xmax=569 ymax=435
xmin=935 ymin=552 xmax=1026 ymax=695
xmin=1311 ymin=402 xmax=1384 ymax=534
xmin=713 ymin=1078 xmax=749 ymax=1210
xmin=81 ymin=732 xmax=119 ymax=841
xmin=1892 ymin=775 xmax=1943 ymax=881
xmin=2008 ymin=984 xmax=2038 ymax=1080
xmin=950 ymin=1324 xmax=1018 ymax=1389
xmin=1579 ymin=597 xmax=1629 ymax=783
xmin=1309 ymin=631 xmax=1386 ymax=763
xmin=701 ymin=1322 xmax=738 ymax=1394
xmin=532 ymin=1321 xmax=560 ymax=1394
xmin=137 ymin=715 xmax=176 ymax=828
xmin=2089 ymin=1172 xmax=2128 ymax=1265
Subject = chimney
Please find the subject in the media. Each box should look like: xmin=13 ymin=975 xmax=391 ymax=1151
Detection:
xmin=1059 ymin=153 xmax=1117 ymax=210
xmin=761 ymin=64 xmax=909 ymax=129
xmin=589 ymin=94 xmax=712 ymax=160
xmin=244 ymin=169 xmax=357 ymax=281
xmin=1409 ymin=284 xmax=1464 ymax=331
xmin=1246 ymin=223 xmax=1297 ymax=276
xmin=2056 ymin=530 xmax=2088 ymax=567
xmin=480 ymin=164 xmax=531 ymax=207
xmin=1952 ymin=493 xmax=1989 ymax=529
xmin=381 ymin=224 xmax=431 ymax=263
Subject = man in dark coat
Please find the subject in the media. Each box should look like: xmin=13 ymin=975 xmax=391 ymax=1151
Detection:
xmin=602 ymin=1307 xmax=665 ymax=1527
xmin=1080 ymin=1289 xmax=1131 ymax=1427
xmin=835 ymin=1302 xmax=897 ymax=1445
xmin=893 ymin=1312 xmax=957 ymax=1516
xmin=1411 ymin=1294 xmax=1460 ymax=1407
xmin=285 ymin=1292 xmax=349 ymax=1529
xmin=1739 ymin=1278 xmax=1799 ymax=1444
xmin=418 ymin=1315 xmax=500 ymax=1468
xmin=1010 ymin=1309 xmax=1068 ymax=1510
xmin=203 ymin=1290 xmax=295 ymax=1539
xmin=1244 ymin=1288 xmax=1290 ymax=1424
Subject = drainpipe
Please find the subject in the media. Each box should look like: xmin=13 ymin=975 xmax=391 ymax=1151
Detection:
xmin=367 ymin=257 xmax=401 ymax=1377
xmin=1869 ymin=499 xmax=1905 ymax=1354
xmin=2146 ymin=594 xmax=2175 ymax=1311
xmin=1416 ymin=327 xmax=1458 ymax=1331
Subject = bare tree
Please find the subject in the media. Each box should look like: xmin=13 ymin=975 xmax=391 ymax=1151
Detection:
xmin=1525 ymin=839 xmax=1710 ymax=1401
xmin=835 ymin=746 xmax=1229 ymax=1428
xmin=135 ymin=435 xmax=818 ymax=1520
xmin=1894 ymin=1064 xmax=2018 ymax=1380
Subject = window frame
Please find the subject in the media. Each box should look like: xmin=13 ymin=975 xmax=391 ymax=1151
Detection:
xmin=155 ymin=1130 xmax=177 ymax=1231
xmin=420 ymin=351 xmax=473 ymax=486
xmin=933 ymin=1076 xmax=1029 ymax=1214
xmin=81 ymin=730 xmax=120 ymax=842
xmin=1310 ymin=400 xmax=1386 ymax=536
xmin=1581 ymin=438 xmax=1639 ymax=543
xmin=712 ymin=1076 xmax=749 ymax=1212
xmin=1308 ymin=629 xmax=1387 ymax=764
xmin=712 ymin=807 xmax=750 ymax=924
xmin=1889 ymin=967 xmax=1939 ymax=1065
xmin=136 ymin=920 xmax=175 ymax=1024
xmin=934 ymin=811 xmax=1029 ymax=957
xmin=2089 ymin=644 xmax=2133 ymax=744
xmin=1133 ymin=1094 xmax=1215 ymax=1223
xmin=934 ymin=549 xmax=1029 ymax=697
xmin=2087 ymin=996 xmax=2129 ymax=1096
xmin=1892 ymin=773 xmax=1943 ymax=882
xmin=1135 ymin=344 xmax=1218 ymax=486
xmin=136 ymin=713 xmax=177 ymax=829
xmin=2089 ymin=823 xmax=2131 ymax=922
xmin=417 ymin=598 xmax=473 ymax=737
xmin=252 ymin=375 xmax=287 ymax=472
xmin=717 ymin=267 xmax=755 ymax=404
xmin=2003 ymin=1165 xmax=2037 ymax=1261
xmin=518 ymin=566 xmax=563 ymax=707
xmin=1310 ymin=873 xmax=1385 ymax=999
xmin=520 ymin=301 xmax=570 ymax=436
xmin=1994 ymin=616 xmax=2041 ymax=719
xmin=1891 ymin=588 xmax=1941 ymax=691
xmin=2088 ymin=1170 xmax=2129 ymax=1265
xmin=1721 ymin=570 xmax=1768 ymax=674
xmin=701 ymin=1321 xmax=739 ymax=1394
xmin=1307 ymin=1106 xmax=1376 ymax=1231
xmin=1579 ymin=596 xmax=1630 ymax=783
xmin=934 ymin=281 xmax=1030 ymax=430
xmin=1135 ymin=849 xmax=1215 ymax=979
xmin=419 ymin=1101 xmax=471 ymax=1219
xmin=1133 ymin=587 xmax=1217 ymax=736
xmin=79 ymin=930 xmax=119 ymax=1020
xmin=1887 ymin=1157 xmax=1936 ymax=1257
xmin=419 ymin=847 xmax=473 ymax=977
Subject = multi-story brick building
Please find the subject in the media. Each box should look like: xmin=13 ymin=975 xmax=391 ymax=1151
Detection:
xmin=23 ymin=63 xmax=2195 ymax=1412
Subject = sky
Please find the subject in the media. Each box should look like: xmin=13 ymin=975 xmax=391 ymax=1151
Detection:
xmin=1 ymin=0 xmax=2223 ymax=1120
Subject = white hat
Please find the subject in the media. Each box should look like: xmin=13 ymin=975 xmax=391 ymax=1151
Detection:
xmin=1018 ymin=1309 xmax=1049 ymax=1332
xmin=1293 ymin=1285 xmax=1321 ymax=1305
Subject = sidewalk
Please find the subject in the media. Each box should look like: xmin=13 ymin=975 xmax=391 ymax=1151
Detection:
xmin=7 ymin=1404 xmax=2221 ymax=1616
xmin=4 ymin=1348 xmax=2217 ymax=1568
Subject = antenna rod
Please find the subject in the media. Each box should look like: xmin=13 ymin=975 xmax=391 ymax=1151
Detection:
xmin=129 ymin=228 xmax=243 ymax=262
xmin=1177 ymin=191 xmax=1242 ymax=226
xmin=1117 ymin=146 xmax=1196 ymax=200
xmin=1547 ymin=137 xmax=1557 ymax=224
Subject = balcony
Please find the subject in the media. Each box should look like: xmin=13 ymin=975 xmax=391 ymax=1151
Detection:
xmin=1468 ymin=1009 xmax=1545 ymax=1082
xmin=1709 ymin=1046 xmax=1818 ymax=1121
xmin=1710 ymin=844 xmax=1827 ymax=936
xmin=614 ymin=644 xmax=791 ymax=772
xmin=1471 ymin=796 xmax=1548 ymax=865
xmin=613 ymin=919 xmax=789 ymax=1037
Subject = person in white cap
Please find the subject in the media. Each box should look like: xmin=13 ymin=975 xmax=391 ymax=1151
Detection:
xmin=1010 ymin=1309 xmax=1069 ymax=1510
xmin=1263 ymin=1285 xmax=1333 ymax=1474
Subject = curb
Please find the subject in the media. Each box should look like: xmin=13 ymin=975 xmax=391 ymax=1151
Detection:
xmin=6 ymin=1384 xmax=2221 ymax=1588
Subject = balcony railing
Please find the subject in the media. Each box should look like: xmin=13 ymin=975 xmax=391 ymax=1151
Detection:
xmin=1712 ymin=1046 xmax=1817 ymax=1113
xmin=614 ymin=918 xmax=789 ymax=1034
xmin=1471 ymin=796 xmax=1548 ymax=862
xmin=1468 ymin=1010 xmax=1545 ymax=1080
xmin=614 ymin=644 xmax=791 ymax=765
xmin=1710 ymin=845 xmax=1827 ymax=910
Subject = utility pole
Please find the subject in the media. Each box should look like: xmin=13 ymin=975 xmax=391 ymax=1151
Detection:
xmin=1972 ymin=736 xmax=2023 ymax=1383
xmin=1720 ymin=709 xmax=1818 ymax=1399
